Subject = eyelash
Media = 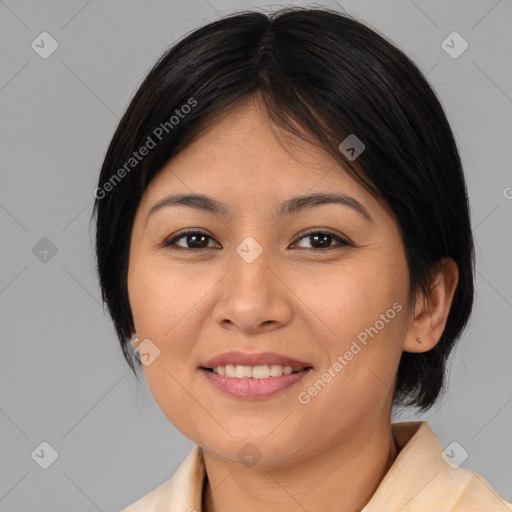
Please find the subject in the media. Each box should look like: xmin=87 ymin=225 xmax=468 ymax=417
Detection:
xmin=158 ymin=227 xmax=353 ymax=252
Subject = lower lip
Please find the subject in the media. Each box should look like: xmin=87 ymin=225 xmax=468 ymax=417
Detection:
xmin=200 ymin=368 xmax=312 ymax=399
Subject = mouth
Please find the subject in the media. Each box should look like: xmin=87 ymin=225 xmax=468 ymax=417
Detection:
xmin=198 ymin=351 xmax=314 ymax=398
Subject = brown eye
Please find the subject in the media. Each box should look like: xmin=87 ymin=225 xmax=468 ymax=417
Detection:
xmin=292 ymin=230 xmax=351 ymax=250
xmin=162 ymin=230 xmax=220 ymax=250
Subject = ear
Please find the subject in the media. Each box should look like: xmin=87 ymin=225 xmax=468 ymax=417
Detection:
xmin=403 ymin=257 xmax=459 ymax=353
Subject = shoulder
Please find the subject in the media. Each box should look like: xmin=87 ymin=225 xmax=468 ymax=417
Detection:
xmin=436 ymin=467 xmax=512 ymax=511
xmin=363 ymin=421 xmax=512 ymax=511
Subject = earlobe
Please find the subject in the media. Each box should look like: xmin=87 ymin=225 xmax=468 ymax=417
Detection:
xmin=403 ymin=257 xmax=459 ymax=353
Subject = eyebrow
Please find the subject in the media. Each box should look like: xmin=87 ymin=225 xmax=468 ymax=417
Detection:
xmin=146 ymin=192 xmax=373 ymax=224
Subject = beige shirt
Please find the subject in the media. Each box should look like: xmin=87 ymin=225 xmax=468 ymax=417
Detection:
xmin=121 ymin=421 xmax=511 ymax=511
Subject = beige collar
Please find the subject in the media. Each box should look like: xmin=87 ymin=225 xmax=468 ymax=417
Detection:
xmin=122 ymin=421 xmax=511 ymax=511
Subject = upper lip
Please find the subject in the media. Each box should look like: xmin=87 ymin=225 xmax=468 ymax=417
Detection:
xmin=200 ymin=351 xmax=313 ymax=369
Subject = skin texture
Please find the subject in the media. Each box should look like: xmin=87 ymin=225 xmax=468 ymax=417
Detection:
xmin=127 ymin=95 xmax=459 ymax=512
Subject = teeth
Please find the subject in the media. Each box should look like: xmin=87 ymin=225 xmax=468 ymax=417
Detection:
xmin=252 ymin=365 xmax=270 ymax=379
xmin=211 ymin=364 xmax=302 ymax=378
xmin=235 ymin=365 xmax=252 ymax=378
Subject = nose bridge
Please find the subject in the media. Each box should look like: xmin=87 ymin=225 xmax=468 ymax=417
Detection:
xmin=230 ymin=234 xmax=275 ymax=297
xmin=212 ymin=234 xmax=292 ymax=332
xmin=235 ymin=234 xmax=266 ymax=266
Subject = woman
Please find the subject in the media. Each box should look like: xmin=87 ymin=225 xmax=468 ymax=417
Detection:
xmin=92 ymin=7 xmax=511 ymax=511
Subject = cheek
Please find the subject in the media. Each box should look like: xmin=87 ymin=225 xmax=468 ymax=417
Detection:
xmin=127 ymin=257 xmax=195 ymax=394
xmin=296 ymin=257 xmax=408 ymax=404
xmin=300 ymin=256 xmax=407 ymax=344
xmin=128 ymin=255 xmax=202 ymax=341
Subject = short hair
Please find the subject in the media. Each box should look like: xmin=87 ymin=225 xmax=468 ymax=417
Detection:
xmin=91 ymin=7 xmax=475 ymax=412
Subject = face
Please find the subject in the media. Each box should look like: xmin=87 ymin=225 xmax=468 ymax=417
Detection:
xmin=127 ymin=96 xmax=413 ymax=466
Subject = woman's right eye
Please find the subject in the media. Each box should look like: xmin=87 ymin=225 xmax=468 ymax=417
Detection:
xmin=161 ymin=230 xmax=220 ymax=251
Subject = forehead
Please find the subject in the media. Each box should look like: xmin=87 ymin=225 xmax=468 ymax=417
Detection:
xmin=142 ymin=97 xmax=374 ymax=210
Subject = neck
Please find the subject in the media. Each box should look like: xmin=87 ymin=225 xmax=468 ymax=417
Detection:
xmin=202 ymin=420 xmax=398 ymax=512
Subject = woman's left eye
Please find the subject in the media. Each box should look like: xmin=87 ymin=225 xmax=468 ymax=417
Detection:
xmin=159 ymin=229 xmax=351 ymax=251
xmin=292 ymin=230 xmax=351 ymax=250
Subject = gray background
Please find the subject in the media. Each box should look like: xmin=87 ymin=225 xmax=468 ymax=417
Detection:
xmin=1 ymin=0 xmax=511 ymax=510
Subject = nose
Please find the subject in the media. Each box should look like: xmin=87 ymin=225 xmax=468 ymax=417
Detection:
xmin=212 ymin=245 xmax=293 ymax=334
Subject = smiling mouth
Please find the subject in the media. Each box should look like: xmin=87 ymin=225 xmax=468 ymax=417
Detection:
xmin=202 ymin=364 xmax=313 ymax=379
